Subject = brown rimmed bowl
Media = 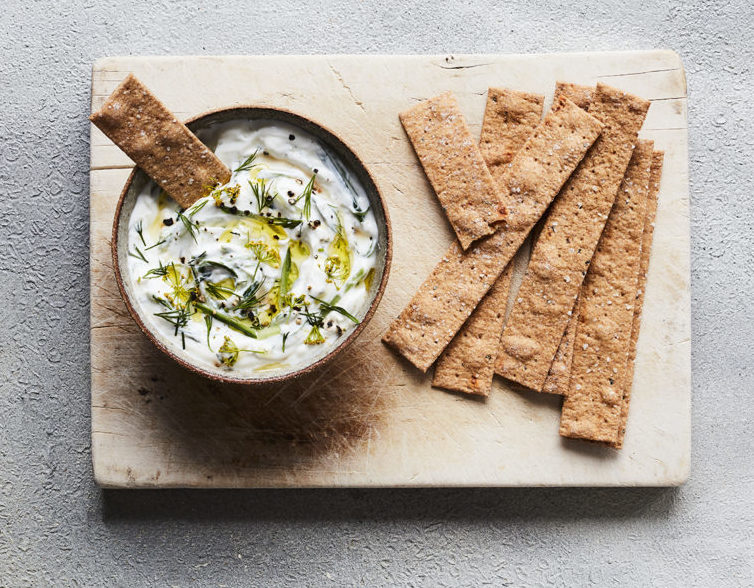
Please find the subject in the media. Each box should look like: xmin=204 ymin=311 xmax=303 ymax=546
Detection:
xmin=111 ymin=106 xmax=392 ymax=385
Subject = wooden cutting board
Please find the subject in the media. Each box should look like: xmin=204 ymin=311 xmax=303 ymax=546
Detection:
xmin=90 ymin=51 xmax=690 ymax=488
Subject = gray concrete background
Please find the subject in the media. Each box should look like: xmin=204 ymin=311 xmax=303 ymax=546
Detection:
xmin=1 ymin=0 xmax=752 ymax=585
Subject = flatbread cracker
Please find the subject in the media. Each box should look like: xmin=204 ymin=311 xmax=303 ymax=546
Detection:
xmin=559 ymin=140 xmax=654 ymax=444
xmin=479 ymin=88 xmax=545 ymax=186
xmin=539 ymin=83 xmax=596 ymax=396
xmin=433 ymin=88 xmax=544 ymax=396
xmin=612 ymin=150 xmax=664 ymax=448
xmin=90 ymin=73 xmax=231 ymax=209
xmin=495 ymin=83 xmax=650 ymax=391
xmin=432 ymin=263 xmax=514 ymax=395
xmin=399 ymin=92 xmax=502 ymax=249
xmin=554 ymin=82 xmax=595 ymax=110
xmin=541 ymin=297 xmax=579 ymax=396
xmin=383 ymin=96 xmax=603 ymax=371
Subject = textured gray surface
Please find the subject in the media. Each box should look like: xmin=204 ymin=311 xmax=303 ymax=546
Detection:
xmin=0 ymin=0 xmax=752 ymax=585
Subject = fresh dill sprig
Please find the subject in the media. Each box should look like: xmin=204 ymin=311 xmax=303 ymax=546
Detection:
xmin=204 ymin=314 xmax=213 ymax=350
xmin=135 ymin=221 xmax=146 ymax=246
xmin=294 ymin=174 xmax=316 ymax=221
xmin=235 ymin=279 xmax=267 ymax=311
xmin=187 ymin=199 xmax=208 ymax=217
xmin=204 ymin=281 xmax=236 ymax=300
xmin=176 ymin=199 xmax=207 ymax=243
xmin=194 ymin=301 xmax=258 ymax=339
xmin=143 ymin=261 xmax=169 ymax=279
xmin=154 ymin=305 xmax=191 ymax=336
xmin=246 ymin=241 xmax=281 ymax=267
xmin=281 ymin=332 xmax=289 ymax=352
xmin=177 ymin=210 xmax=199 ymax=243
xmin=129 ymin=247 xmax=148 ymax=263
xmin=311 ymin=296 xmax=360 ymax=324
xmin=250 ymin=178 xmax=276 ymax=212
xmin=277 ymin=248 xmax=292 ymax=311
xmin=145 ymin=238 xmax=166 ymax=251
xmin=234 ymin=149 xmax=261 ymax=173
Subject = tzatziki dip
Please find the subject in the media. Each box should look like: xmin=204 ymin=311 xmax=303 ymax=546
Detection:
xmin=126 ymin=120 xmax=380 ymax=374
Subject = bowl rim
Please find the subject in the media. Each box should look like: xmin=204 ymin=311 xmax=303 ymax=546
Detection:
xmin=110 ymin=104 xmax=392 ymax=385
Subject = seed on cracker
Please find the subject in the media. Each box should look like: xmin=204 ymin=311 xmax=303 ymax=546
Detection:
xmin=90 ymin=73 xmax=231 ymax=208
xmin=383 ymin=96 xmax=603 ymax=372
xmin=495 ymin=83 xmax=650 ymax=392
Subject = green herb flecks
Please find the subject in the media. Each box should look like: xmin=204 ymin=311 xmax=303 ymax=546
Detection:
xmin=204 ymin=314 xmax=213 ymax=349
xmin=143 ymin=261 xmax=169 ymax=279
xmin=177 ymin=211 xmax=199 ymax=242
xmin=250 ymin=178 xmax=276 ymax=212
xmin=234 ymin=149 xmax=261 ymax=173
xmin=152 ymin=297 xmax=192 ymax=337
xmin=235 ymin=282 xmax=267 ymax=314
xmin=278 ymin=248 xmax=293 ymax=311
xmin=129 ymin=246 xmax=148 ymax=263
xmin=204 ymin=280 xmax=236 ymax=300
xmin=135 ymin=220 xmax=147 ymax=246
xmin=281 ymin=332 xmax=289 ymax=352
xmin=311 ymin=296 xmax=360 ymax=324
xmin=194 ymin=301 xmax=258 ymax=339
xmin=294 ymin=174 xmax=316 ymax=220
xmin=145 ymin=238 xmax=166 ymax=251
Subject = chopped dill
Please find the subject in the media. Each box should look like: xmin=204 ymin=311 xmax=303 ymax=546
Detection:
xmin=311 ymin=296 xmax=360 ymax=324
xmin=135 ymin=220 xmax=146 ymax=246
xmin=277 ymin=248 xmax=292 ymax=311
xmin=194 ymin=301 xmax=258 ymax=339
xmin=143 ymin=261 xmax=169 ymax=279
xmin=204 ymin=314 xmax=213 ymax=350
xmin=294 ymin=174 xmax=316 ymax=220
xmin=250 ymin=178 xmax=276 ymax=212
xmin=129 ymin=246 xmax=148 ymax=263
xmin=234 ymin=149 xmax=261 ymax=173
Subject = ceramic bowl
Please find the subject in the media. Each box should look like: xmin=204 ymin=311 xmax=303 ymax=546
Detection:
xmin=111 ymin=106 xmax=392 ymax=385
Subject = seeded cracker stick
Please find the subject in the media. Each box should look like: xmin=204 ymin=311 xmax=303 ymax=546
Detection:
xmin=541 ymin=83 xmax=596 ymax=396
xmin=383 ymin=96 xmax=602 ymax=372
xmin=541 ymin=297 xmax=579 ymax=396
xmin=553 ymin=81 xmax=595 ymax=110
xmin=432 ymin=89 xmax=545 ymax=396
xmin=495 ymin=83 xmax=650 ymax=391
xmin=612 ymin=150 xmax=664 ymax=448
xmin=90 ymin=74 xmax=231 ymax=208
xmin=399 ymin=92 xmax=503 ymax=249
xmin=559 ymin=140 xmax=654 ymax=445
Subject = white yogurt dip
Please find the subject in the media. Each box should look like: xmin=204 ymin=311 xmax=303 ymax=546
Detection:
xmin=126 ymin=119 xmax=379 ymax=374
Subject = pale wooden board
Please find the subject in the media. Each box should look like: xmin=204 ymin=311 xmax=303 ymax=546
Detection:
xmin=90 ymin=52 xmax=690 ymax=488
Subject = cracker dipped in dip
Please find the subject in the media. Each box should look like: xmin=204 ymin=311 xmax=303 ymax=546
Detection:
xmin=126 ymin=120 xmax=379 ymax=373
